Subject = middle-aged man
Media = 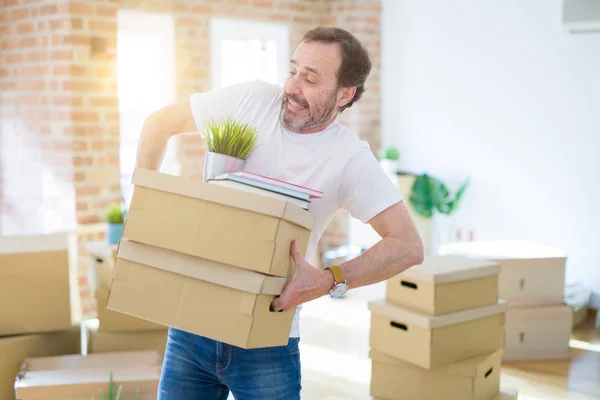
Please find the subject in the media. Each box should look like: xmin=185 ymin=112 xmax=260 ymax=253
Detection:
xmin=136 ymin=26 xmax=424 ymax=400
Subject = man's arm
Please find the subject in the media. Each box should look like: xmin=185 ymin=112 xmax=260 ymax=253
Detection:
xmin=136 ymin=99 xmax=198 ymax=171
xmin=270 ymin=200 xmax=424 ymax=312
xmin=323 ymin=200 xmax=424 ymax=291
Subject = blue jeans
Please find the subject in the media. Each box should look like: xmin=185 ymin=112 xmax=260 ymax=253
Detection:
xmin=158 ymin=327 xmax=302 ymax=399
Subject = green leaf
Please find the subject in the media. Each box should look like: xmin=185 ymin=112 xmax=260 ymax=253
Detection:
xmin=409 ymin=173 xmax=470 ymax=218
xmin=104 ymin=203 xmax=125 ymax=224
xmin=115 ymin=385 xmax=123 ymax=400
xmin=204 ymin=115 xmax=259 ymax=160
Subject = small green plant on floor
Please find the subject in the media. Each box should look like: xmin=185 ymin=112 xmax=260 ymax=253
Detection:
xmin=91 ymin=372 xmax=140 ymax=400
xmin=104 ymin=203 xmax=125 ymax=224
xmin=204 ymin=115 xmax=259 ymax=160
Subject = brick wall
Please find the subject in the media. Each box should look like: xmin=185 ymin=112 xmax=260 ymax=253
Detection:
xmin=0 ymin=0 xmax=382 ymax=319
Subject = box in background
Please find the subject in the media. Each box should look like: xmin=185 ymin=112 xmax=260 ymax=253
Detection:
xmin=107 ymin=239 xmax=293 ymax=349
xmin=503 ymin=304 xmax=573 ymax=362
xmin=83 ymin=319 xmax=168 ymax=357
xmin=386 ymin=254 xmax=500 ymax=316
xmin=122 ymin=168 xmax=316 ymax=278
xmin=0 ymin=325 xmax=81 ymax=400
xmin=86 ymin=242 xmax=118 ymax=292
xmin=14 ymin=350 xmax=160 ymax=400
xmin=0 ymin=232 xmax=77 ymax=336
xmin=370 ymin=348 xmax=502 ymax=400
xmin=439 ymin=240 xmax=566 ymax=308
xmin=368 ymin=299 xmax=506 ymax=369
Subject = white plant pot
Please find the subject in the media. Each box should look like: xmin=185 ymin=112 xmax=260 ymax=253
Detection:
xmin=203 ymin=151 xmax=245 ymax=182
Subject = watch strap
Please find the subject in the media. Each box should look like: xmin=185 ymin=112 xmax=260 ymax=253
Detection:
xmin=326 ymin=265 xmax=345 ymax=284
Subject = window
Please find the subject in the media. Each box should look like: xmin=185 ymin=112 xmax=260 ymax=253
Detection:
xmin=209 ymin=18 xmax=290 ymax=89
xmin=116 ymin=10 xmax=178 ymax=209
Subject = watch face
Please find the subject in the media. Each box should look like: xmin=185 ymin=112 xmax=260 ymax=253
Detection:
xmin=330 ymin=283 xmax=347 ymax=299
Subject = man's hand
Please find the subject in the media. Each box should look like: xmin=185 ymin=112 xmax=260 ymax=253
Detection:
xmin=270 ymin=240 xmax=333 ymax=312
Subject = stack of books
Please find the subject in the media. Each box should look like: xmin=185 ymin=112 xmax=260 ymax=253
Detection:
xmin=207 ymin=170 xmax=322 ymax=210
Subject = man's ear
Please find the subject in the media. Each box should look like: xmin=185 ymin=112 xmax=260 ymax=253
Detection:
xmin=337 ymin=86 xmax=357 ymax=108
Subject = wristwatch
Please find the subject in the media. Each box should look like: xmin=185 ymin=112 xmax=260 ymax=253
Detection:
xmin=325 ymin=265 xmax=347 ymax=298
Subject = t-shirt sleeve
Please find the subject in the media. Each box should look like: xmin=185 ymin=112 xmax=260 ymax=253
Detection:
xmin=337 ymin=146 xmax=404 ymax=224
xmin=188 ymin=81 xmax=256 ymax=138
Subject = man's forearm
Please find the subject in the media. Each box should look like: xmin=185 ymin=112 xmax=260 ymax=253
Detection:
xmin=135 ymin=111 xmax=171 ymax=171
xmin=330 ymin=235 xmax=423 ymax=291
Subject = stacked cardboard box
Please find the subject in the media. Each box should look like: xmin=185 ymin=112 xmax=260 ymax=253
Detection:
xmin=368 ymin=255 xmax=518 ymax=399
xmin=0 ymin=232 xmax=82 ymax=400
xmin=440 ymin=240 xmax=573 ymax=361
xmin=14 ymin=350 xmax=161 ymax=400
xmin=106 ymin=168 xmax=316 ymax=349
xmin=85 ymin=242 xmax=168 ymax=356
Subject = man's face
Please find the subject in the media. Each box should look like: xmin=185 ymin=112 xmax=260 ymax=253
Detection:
xmin=280 ymin=41 xmax=345 ymax=134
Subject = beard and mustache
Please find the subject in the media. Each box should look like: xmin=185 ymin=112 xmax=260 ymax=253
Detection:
xmin=279 ymin=90 xmax=339 ymax=134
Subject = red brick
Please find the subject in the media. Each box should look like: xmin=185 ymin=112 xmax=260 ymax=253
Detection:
xmin=63 ymin=80 xmax=104 ymax=92
xmin=51 ymin=50 xmax=73 ymax=61
xmin=91 ymin=139 xmax=118 ymax=151
xmin=253 ymin=0 xmax=273 ymax=8
xmin=71 ymin=111 xmax=100 ymax=122
xmin=191 ymin=5 xmax=211 ymax=14
xmin=13 ymin=66 xmax=49 ymax=77
xmin=76 ymin=185 xmax=101 ymax=196
xmin=0 ymin=68 xmax=8 ymax=78
xmin=70 ymin=2 xmax=94 ymax=15
xmin=71 ymin=18 xmax=83 ymax=30
xmin=12 ymin=9 xmax=29 ymax=20
xmin=63 ymin=34 xmax=90 ymax=46
xmin=94 ymin=66 xmax=115 ymax=77
xmin=90 ymin=97 xmax=118 ymax=107
xmin=89 ymin=20 xmax=116 ymax=33
xmin=104 ymin=111 xmax=119 ymax=122
xmin=17 ymin=22 xmax=35 ymax=34
xmin=40 ymin=4 xmax=60 ymax=16
xmin=16 ymin=81 xmax=46 ymax=91
xmin=66 ymin=126 xmax=104 ymax=137
xmin=96 ymin=6 xmax=117 ymax=18
xmin=4 ymin=0 xmax=19 ymax=6
xmin=78 ymin=275 xmax=89 ymax=288
xmin=2 ymin=40 xmax=18 ymax=50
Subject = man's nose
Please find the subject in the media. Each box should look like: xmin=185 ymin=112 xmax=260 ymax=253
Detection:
xmin=285 ymin=76 xmax=302 ymax=95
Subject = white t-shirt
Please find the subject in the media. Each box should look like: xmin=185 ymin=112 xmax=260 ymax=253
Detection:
xmin=189 ymin=79 xmax=403 ymax=338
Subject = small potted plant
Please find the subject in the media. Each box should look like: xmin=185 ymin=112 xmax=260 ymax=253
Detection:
xmin=378 ymin=145 xmax=400 ymax=176
xmin=92 ymin=371 xmax=140 ymax=400
xmin=104 ymin=203 xmax=126 ymax=245
xmin=202 ymin=115 xmax=260 ymax=181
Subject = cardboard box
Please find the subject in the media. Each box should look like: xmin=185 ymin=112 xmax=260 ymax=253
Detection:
xmin=0 ymin=326 xmax=81 ymax=400
xmin=86 ymin=242 xmax=117 ymax=291
xmin=83 ymin=320 xmax=168 ymax=356
xmin=370 ymin=348 xmax=502 ymax=400
xmin=121 ymin=168 xmax=316 ymax=278
xmin=14 ymin=351 xmax=161 ymax=400
xmin=0 ymin=232 xmax=75 ymax=336
xmin=503 ymin=304 xmax=573 ymax=361
xmin=386 ymin=255 xmax=500 ymax=315
xmin=96 ymin=289 xmax=165 ymax=332
xmin=368 ymin=299 xmax=506 ymax=369
xmin=107 ymin=239 xmax=294 ymax=349
xmin=439 ymin=240 xmax=566 ymax=307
